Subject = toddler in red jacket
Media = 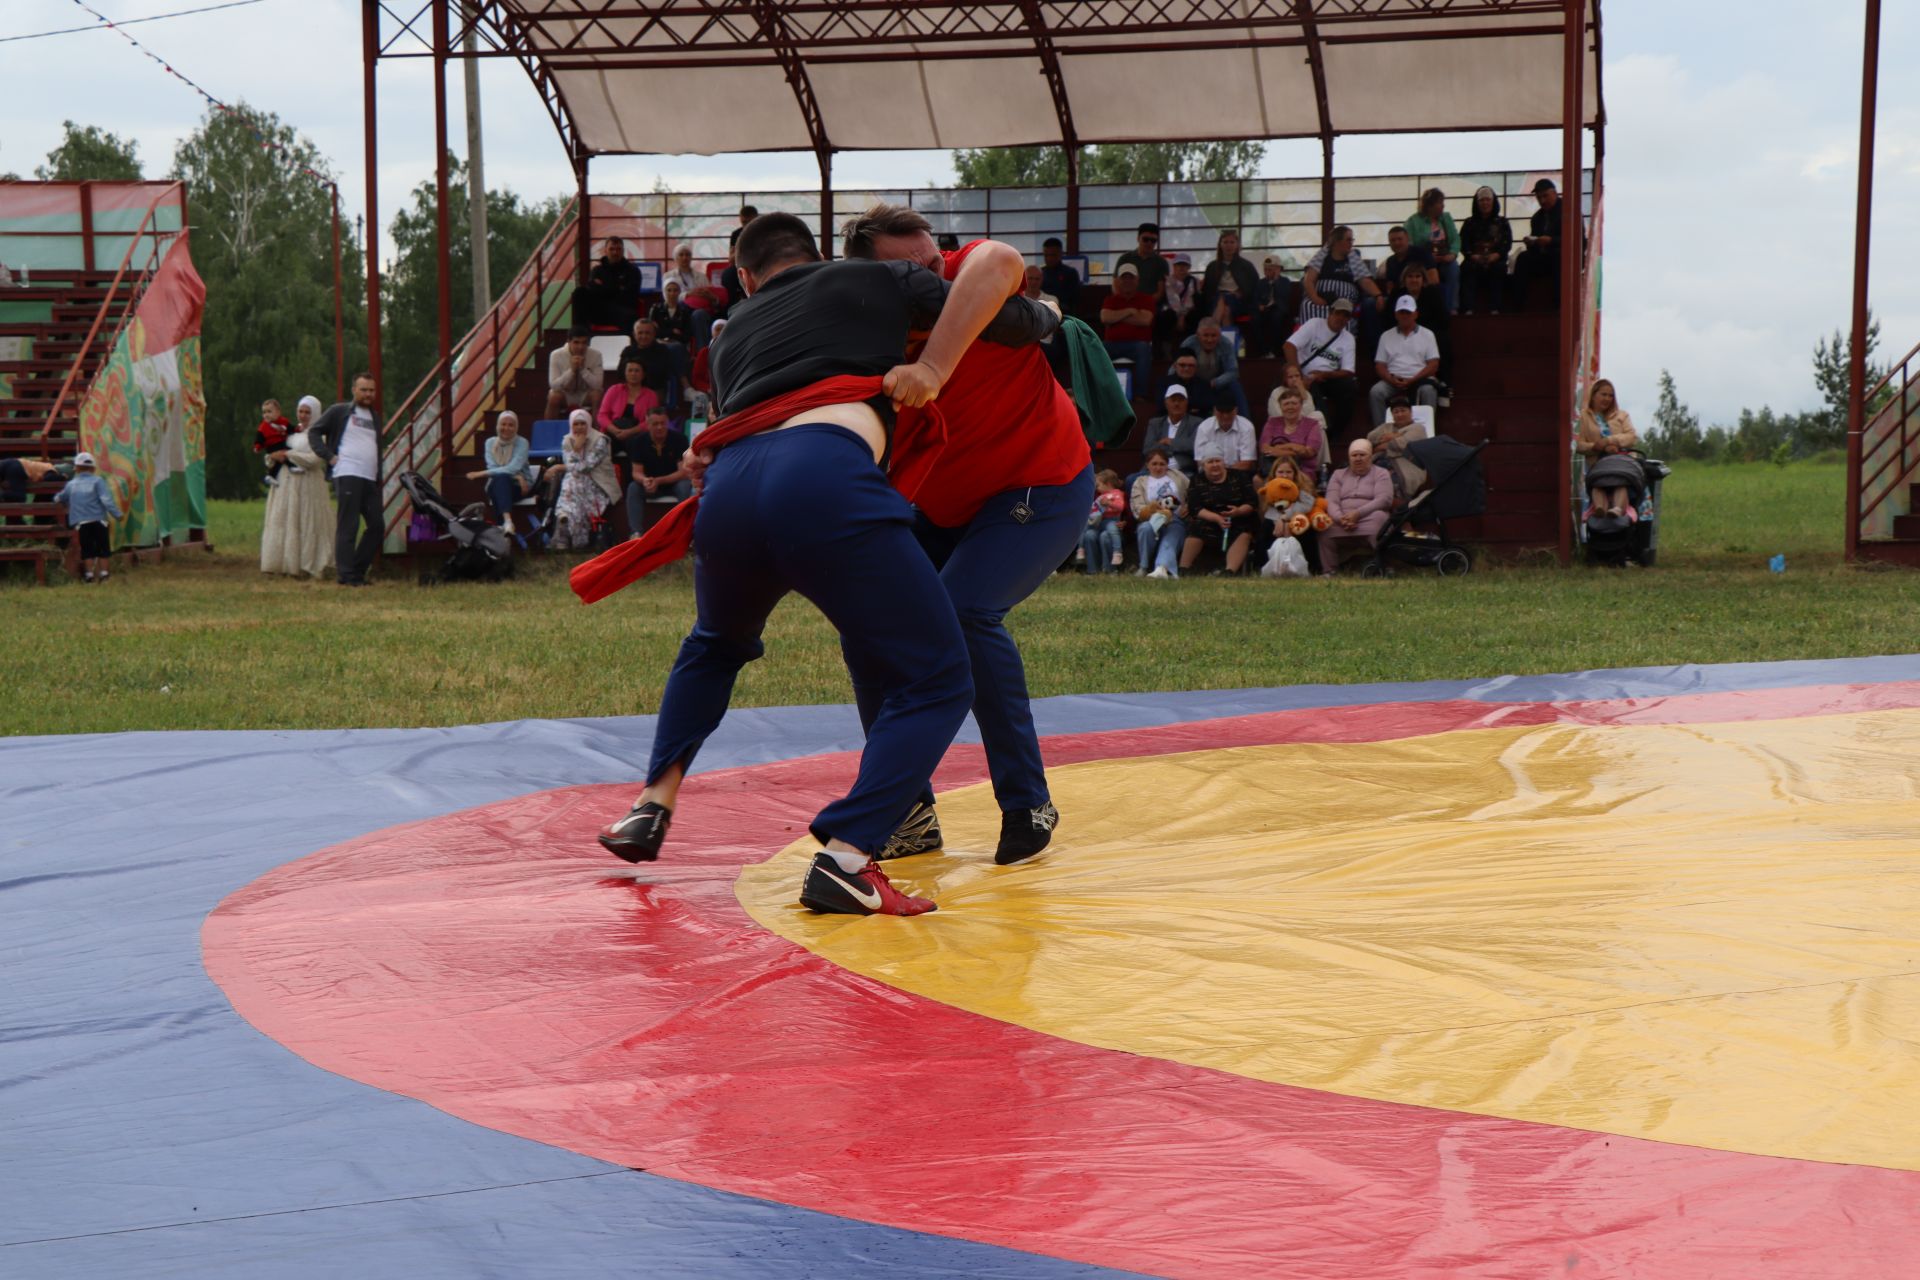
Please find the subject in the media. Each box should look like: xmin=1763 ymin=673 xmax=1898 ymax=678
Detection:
xmin=252 ymin=398 xmax=295 ymax=487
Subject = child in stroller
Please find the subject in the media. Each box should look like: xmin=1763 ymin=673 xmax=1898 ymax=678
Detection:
xmin=1580 ymin=451 xmax=1670 ymax=567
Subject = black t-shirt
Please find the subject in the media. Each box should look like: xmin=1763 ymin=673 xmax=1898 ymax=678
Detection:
xmin=630 ymin=429 xmax=691 ymax=479
xmin=1530 ymin=202 xmax=1563 ymax=252
xmin=711 ymin=258 xmax=1055 ymax=424
xmin=1189 ymin=470 xmax=1257 ymax=520
xmin=1381 ymin=245 xmax=1437 ymax=287
xmin=590 ymin=257 xmax=640 ymax=300
xmin=615 ymin=342 xmax=676 ymax=396
xmin=649 ymin=301 xmax=695 ymax=345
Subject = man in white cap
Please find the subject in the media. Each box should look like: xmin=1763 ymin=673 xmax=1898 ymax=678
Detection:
xmin=1285 ymin=296 xmax=1359 ymax=437
xmin=1098 ymin=261 xmax=1156 ymax=381
xmin=1144 ymin=382 xmax=1203 ymax=475
xmin=1370 ymin=296 xmax=1441 ymax=426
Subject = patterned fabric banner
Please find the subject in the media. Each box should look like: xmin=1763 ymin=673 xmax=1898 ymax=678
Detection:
xmin=80 ymin=236 xmax=207 ymax=547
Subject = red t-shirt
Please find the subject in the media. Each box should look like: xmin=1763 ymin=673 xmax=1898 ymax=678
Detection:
xmin=1100 ymin=288 xmax=1154 ymax=342
xmin=895 ymin=243 xmax=1088 ymax=527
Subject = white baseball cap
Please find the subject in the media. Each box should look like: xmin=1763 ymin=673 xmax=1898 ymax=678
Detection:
xmin=1163 ymin=384 xmax=1189 ymax=400
xmin=73 ymin=451 xmax=97 ymax=468
xmin=1395 ymin=296 xmax=1419 ymax=313
xmin=1115 ymin=262 xmax=1139 ymax=278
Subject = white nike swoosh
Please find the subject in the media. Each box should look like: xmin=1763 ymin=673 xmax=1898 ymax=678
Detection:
xmin=817 ymin=866 xmax=884 ymax=911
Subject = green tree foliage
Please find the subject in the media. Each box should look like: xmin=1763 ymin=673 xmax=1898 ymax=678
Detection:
xmin=36 ymin=121 xmax=144 ymax=182
xmin=171 ymin=105 xmax=367 ymax=500
xmin=380 ymin=155 xmax=565 ymax=410
xmin=953 ymin=142 xmax=1266 ymax=188
xmin=1807 ymin=313 xmax=1885 ymax=451
xmin=1642 ymin=369 xmax=1706 ymax=459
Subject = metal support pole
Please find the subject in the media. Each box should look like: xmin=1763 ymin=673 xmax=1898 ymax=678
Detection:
xmin=819 ymin=148 xmax=834 ymax=260
xmin=1320 ymin=136 xmax=1335 ymax=237
xmin=433 ymin=0 xmax=455 ymax=467
xmin=1846 ymin=0 xmax=1881 ymax=563
xmin=361 ymin=0 xmax=382 ymax=409
xmin=575 ymin=153 xmax=591 ymax=288
xmin=79 ymin=183 xmax=96 ymax=273
xmin=1555 ymin=0 xmax=1586 ymax=567
xmin=463 ymin=1 xmax=491 ymax=320
xmin=1064 ymin=145 xmax=1080 ymax=254
xmin=331 ymin=186 xmax=345 ymax=402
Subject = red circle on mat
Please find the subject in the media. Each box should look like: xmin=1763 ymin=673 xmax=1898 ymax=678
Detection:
xmin=204 ymin=685 xmax=1920 ymax=1279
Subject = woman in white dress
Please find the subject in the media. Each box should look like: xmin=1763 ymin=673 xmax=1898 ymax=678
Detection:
xmin=544 ymin=408 xmax=618 ymax=549
xmin=259 ymin=395 xmax=336 ymax=577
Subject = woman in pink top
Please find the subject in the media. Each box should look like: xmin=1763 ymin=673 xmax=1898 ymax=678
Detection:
xmin=1259 ymin=386 xmax=1324 ymax=485
xmin=597 ymin=358 xmax=662 ymax=463
xmin=1320 ymin=438 xmax=1394 ymax=575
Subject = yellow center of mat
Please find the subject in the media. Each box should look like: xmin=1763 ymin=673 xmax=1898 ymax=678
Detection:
xmin=738 ymin=709 xmax=1920 ymax=1170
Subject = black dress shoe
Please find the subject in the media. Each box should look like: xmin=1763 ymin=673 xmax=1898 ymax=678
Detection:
xmin=598 ymin=801 xmax=672 ymax=863
xmin=995 ymin=803 xmax=1059 ymax=865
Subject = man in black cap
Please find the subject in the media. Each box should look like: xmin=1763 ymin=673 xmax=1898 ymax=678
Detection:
xmin=1515 ymin=178 xmax=1566 ymax=309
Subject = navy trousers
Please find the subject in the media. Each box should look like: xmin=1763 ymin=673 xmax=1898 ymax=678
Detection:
xmin=849 ymin=464 xmax=1094 ymax=814
xmin=647 ymin=424 xmax=975 ymax=854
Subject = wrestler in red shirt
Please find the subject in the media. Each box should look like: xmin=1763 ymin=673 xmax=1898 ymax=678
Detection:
xmin=841 ymin=205 xmax=1096 ymax=866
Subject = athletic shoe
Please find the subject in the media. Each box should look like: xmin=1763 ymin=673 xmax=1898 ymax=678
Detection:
xmin=1146 ymin=566 xmax=1170 ymax=579
xmin=598 ymin=800 xmax=672 ymax=863
xmin=799 ymin=853 xmax=937 ymax=916
xmin=875 ymin=800 xmax=943 ymax=861
xmin=995 ymin=803 xmax=1059 ymax=865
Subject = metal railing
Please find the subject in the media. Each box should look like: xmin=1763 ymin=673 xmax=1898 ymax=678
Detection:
xmin=380 ymin=196 xmax=580 ymax=548
xmin=1855 ymin=335 xmax=1920 ymax=543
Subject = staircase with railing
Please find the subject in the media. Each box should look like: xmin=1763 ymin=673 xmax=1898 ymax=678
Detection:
xmin=379 ymin=198 xmax=579 ymax=550
xmin=1852 ymin=335 xmax=1920 ymax=566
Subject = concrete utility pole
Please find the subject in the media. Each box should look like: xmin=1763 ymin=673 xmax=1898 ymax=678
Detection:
xmin=463 ymin=2 xmax=491 ymax=319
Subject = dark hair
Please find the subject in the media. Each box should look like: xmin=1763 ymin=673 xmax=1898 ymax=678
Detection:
xmin=936 ymin=233 xmax=961 ymax=252
xmin=1173 ymin=352 xmax=1197 ymax=366
xmin=352 ymin=371 xmax=374 ymax=386
xmin=1214 ymin=401 xmax=1237 ymax=415
xmin=1137 ymin=222 xmax=1160 ymax=236
xmin=840 ymin=202 xmax=931 ymax=259
xmin=605 ymin=235 xmax=624 ymax=247
xmin=1218 ymin=228 xmax=1240 ymax=244
xmin=736 ymin=212 xmax=821 ymax=276
xmin=1330 ymin=224 xmax=1354 ymax=247
xmin=1388 ymin=394 xmax=1412 ymax=410
xmin=1042 ymin=236 xmax=1063 ymax=250
xmin=1388 ymin=225 xmax=1409 ymax=241
xmin=1420 ymin=187 xmax=1446 ymax=216
xmin=568 ymin=324 xmax=591 ymax=341
xmin=1145 ymin=446 xmax=1172 ymax=463
xmin=624 ymin=359 xmax=646 ymax=378
xmin=646 ymin=404 xmax=669 ymax=418
xmin=740 ymin=204 xmax=759 ymax=218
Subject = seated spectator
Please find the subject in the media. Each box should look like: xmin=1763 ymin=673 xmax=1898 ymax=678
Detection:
xmin=666 ymin=242 xmax=702 ymax=297
xmin=1078 ymin=468 xmax=1128 ymax=573
xmin=1181 ymin=452 xmax=1259 ymax=575
xmin=1130 ymin=447 xmax=1190 ymax=579
xmin=0 ymin=456 xmax=60 ymax=503
xmin=1160 ymin=352 xmax=1213 ymax=417
xmin=1022 ymin=265 xmax=1059 ymax=309
xmin=468 ymin=409 xmax=534 ymax=533
xmin=1040 ymin=237 xmax=1081 ymax=310
xmin=1144 ymin=383 xmax=1204 ymax=475
xmin=1300 ymin=224 xmax=1385 ymax=331
xmin=1370 ymin=298 xmax=1442 ymax=424
xmin=1260 ymin=387 xmax=1325 ymax=485
xmin=1194 ymin=400 xmax=1258 ymax=473
xmin=1460 ymin=185 xmax=1512 ymax=315
xmin=1375 ymin=226 xmax=1436 ymax=301
xmin=617 ymin=318 xmax=678 ymax=408
xmin=542 ymin=409 xmax=618 ymax=550
xmin=1158 ymin=253 xmax=1198 ymax=350
xmin=1272 ymin=365 xmax=1333 ymax=474
xmin=1179 ymin=318 xmax=1250 ymax=417
xmin=1405 ymin=187 xmax=1461 ymax=313
xmin=1396 ymin=265 xmax=1452 ymax=383
xmin=649 ymin=280 xmax=697 ymax=349
xmin=572 ymin=236 xmax=641 ymax=332
xmin=690 ymin=317 xmax=725 ymax=404
xmin=1284 ymin=298 xmax=1358 ymax=437
xmin=1368 ymin=396 xmax=1430 ymax=503
xmin=728 ymin=205 xmax=758 ymax=250
xmin=1577 ymin=378 xmax=1638 ymax=458
xmin=1515 ymin=178 xmax=1565 ymax=308
xmin=1099 ymin=263 xmax=1156 ymax=380
xmin=1115 ymin=223 xmax=1169 ymax=298
xmin=1321 ymin=439 xmax=1394 ymax=575
xmin=1199 ymin=229 xmax=1260 ymax=330
xmin=1252 ymin=256 xmax=1294 ymax=357
xmin=1260 ymin=456 xmax=1319 ymax=539
xmin=624 ymin=405 xmax=692 ymax=537
xmin=545 ymin=325 xmax=606 ymax=420
xmin=598 ymin=358 xmax=661 ymax=487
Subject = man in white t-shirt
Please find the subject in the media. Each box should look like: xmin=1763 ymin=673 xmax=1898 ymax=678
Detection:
xmin=310 ymin=373 xmax=386 ymax=586
xmin=1193 ymin=401 xmax=1258 ymax=472
xmin=1370 ymin=296 xmax=1441 ymax=425
xmin=1284 ymin=296 xmax=1358 ymax=437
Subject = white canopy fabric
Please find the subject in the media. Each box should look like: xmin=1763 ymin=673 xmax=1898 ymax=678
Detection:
xmin=486 ymin=0 xmax=1603 ymax=158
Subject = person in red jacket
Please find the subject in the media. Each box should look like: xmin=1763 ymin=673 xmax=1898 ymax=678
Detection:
xmin=840 ymin=204 xmax=1095 ymax=866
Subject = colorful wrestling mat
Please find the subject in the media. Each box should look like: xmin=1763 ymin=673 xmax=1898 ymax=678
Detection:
xmin=8 ymin=656 xmax=1920 ymax=1278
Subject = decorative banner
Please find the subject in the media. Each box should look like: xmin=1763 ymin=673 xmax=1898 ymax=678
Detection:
xmin=79 ymin=235 xmax=207 ymax=547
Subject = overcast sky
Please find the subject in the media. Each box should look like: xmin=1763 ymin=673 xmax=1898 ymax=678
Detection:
xmin=6 ymin=0 xmax=1916 ymax=427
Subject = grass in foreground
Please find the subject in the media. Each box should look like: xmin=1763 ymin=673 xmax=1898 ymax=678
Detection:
xmin=4 ymin=462 xmax=1914 ymax=736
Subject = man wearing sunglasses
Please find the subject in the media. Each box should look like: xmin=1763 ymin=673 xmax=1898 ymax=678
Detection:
xmin=1115 ymin=222 xmax=1169 ymax=297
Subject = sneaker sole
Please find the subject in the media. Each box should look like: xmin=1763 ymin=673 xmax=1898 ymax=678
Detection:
xmin=597 ymin=831 xmax=665 ymax=863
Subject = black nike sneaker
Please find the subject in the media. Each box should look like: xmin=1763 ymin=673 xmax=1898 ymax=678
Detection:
xmin=598 ymin=800 xmax=672 ymax=863
xmin=995 ymin=803 xmax=1059 ymax=866
xmin=875 ymin=800 xmax=943 ymax=861
xmin=798 ymin=853 xmax=937 ymax=916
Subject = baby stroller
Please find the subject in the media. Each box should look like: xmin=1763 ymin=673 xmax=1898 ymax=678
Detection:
xmin=398 ymin=470 xmax=514 ymax=583
xmin=1363 ymin=436 xmax=1487 ymax=577
xmin=1581 ymin=452 xmax=1671 ymax=567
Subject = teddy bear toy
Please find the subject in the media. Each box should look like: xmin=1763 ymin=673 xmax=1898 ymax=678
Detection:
xmin=1259 ymin=474 xmax=1334 ymax=536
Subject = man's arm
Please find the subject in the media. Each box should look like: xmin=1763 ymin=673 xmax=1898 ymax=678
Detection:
xmin=890 ymin=246 xmax=1059 ymax=403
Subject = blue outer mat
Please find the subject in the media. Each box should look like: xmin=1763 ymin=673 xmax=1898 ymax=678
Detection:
xmin=4 ymin=655 xmax=1916 ymax=1278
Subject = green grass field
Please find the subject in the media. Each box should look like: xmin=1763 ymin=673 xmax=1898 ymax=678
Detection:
xmin=5 ymin=461 xmax=1914 ymax=737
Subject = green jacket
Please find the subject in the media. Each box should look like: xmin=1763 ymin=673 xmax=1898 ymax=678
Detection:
xmin=1404 ymin=210 xmax=1461 ymax=259
xmin=1061 ymin=316 xmax=1135 ymax=446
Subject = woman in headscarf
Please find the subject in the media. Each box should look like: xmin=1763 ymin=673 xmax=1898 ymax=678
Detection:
xmin=547 ymin=407 xmax=618 ymax=549
xmin=259 ymin=394 xmax=335 ymax=578
xmin=1460 ymin=185 xmax=1512 ymax=315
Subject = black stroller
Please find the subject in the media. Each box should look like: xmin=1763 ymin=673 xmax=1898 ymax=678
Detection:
xmin=398 ymin=469 xmax=514 ymax=583
xmin=1362 ymin=436 xmax=1487 ymax=577
xmin=1580 ymin=452 xmax=1670 ymax=567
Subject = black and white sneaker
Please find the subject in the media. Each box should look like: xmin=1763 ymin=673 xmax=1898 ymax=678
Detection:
xmin=875 ymin=800 xmax=943 ymax=861
xmin=798 ymin=852 xmax=937 ymax=916
xmin=995 ymin=803 xmax=1059 ymax=865
xmin=598 ymin=800 xmax=672 ymax=863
